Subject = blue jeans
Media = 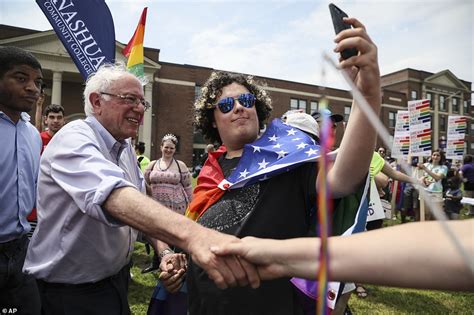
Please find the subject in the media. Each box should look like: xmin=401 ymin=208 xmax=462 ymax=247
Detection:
xmin=0 ymin=235 xmax=41 ymax=315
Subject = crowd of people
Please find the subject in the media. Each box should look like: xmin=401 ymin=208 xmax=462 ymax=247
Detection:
xmin=375 ymin=148 xmax=474 ymax=222
xmin=0 ymin=13 xmax=473 ymax=315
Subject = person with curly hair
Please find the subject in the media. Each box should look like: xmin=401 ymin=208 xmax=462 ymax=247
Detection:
xmin=167 ymin=16 xmax=383 ymax=315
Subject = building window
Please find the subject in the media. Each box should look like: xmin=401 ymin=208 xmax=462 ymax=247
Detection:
xmin=344 ymin=106 xmax=351 ymax=122
xmin=290 ymin=99 xmax=298 ymax=110
xmin=452 ymin=98 xmax=459 ymax=113
xmin=389 ymin=111 xmax=396 ymax=128
xmin=470 ymin=121 xmax=474 ymax=135
xmin=470 ymin=142 xmax=473 ymax=151
xmin=300 ymin=100 xmax=307 ymax=112
xmin=194 ymin=85 xmax=202 ymax=101
xmin=290 ymin=98 xmax=307 ymax=112
xmin=411 ymin=90 xmax=418 ymax=100
xmin=463 ymin=100 xmax=469 ymax=114
xmin=426 ymin=92 xmax=433 ymax=108
xmin=310 ymin=101 xmax=318 ymax=114
xmin=439 ymin=95 xmax=446 ymax=111
xmin=439 ymin=115 xmax=446 ymax=132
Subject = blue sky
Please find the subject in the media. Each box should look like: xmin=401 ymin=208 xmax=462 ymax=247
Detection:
xmin=1 ymin=0 xmax=472 ymax=91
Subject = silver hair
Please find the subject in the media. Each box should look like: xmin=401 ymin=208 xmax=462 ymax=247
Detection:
xmin=83 ymin=63 xmax=149 ymax=117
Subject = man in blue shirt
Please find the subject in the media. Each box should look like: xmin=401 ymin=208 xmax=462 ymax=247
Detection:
xmin=0 ymin=46 xmax=43 ymax=314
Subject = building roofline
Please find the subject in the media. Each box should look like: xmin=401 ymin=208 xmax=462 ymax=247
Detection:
xmin=159 ymin=61 xmax=351 ymax=93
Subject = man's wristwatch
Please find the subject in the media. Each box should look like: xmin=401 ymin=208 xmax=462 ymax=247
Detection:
xmin=159 ymin=248 xmax=174 ymax=259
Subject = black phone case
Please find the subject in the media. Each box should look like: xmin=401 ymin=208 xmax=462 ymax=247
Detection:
xmin=329 ymin=3 xmax=358 ymax=60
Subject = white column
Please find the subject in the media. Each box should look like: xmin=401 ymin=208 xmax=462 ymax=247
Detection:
xmin=51 ymin=71 xmax=62 ymax=105
xmin=140 ymin=83 xmax=153 ymax=157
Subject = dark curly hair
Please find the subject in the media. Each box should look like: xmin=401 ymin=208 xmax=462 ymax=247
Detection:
xmin=194 ymin=71 xmax=273 ymax=144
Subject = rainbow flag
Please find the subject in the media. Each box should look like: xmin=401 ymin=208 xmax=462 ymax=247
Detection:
xmin=122 ymin=8 xmax=147 ymax=77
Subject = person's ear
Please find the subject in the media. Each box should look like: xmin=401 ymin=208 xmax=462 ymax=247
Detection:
xmin=90 ymin=92 xmax=102 ymax=115
xmin=212 ymin=121 xmax=217 ymax=128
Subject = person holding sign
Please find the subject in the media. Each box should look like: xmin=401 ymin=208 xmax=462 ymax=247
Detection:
xmin=418 ymin=149 xmax=448 ymax=220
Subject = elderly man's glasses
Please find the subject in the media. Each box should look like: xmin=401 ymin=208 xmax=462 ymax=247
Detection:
xmin=100 ymin=92 xmax=151 ymax=111
xmin=211 ymin=93 xmax=256 ymax=114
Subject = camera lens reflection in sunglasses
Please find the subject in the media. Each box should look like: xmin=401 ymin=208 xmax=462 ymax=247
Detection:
xmin=216 ymin=93 xmax=256 ymax=113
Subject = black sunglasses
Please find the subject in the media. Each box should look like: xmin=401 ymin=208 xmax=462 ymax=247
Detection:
xmin=212 ymin=93 xmax=256 ymax=114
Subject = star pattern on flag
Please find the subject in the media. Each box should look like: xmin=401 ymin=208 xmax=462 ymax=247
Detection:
xmin=276 ymin=150 xmax=288 ymax=159
xmin=287 ymin=128 xmax=297 ymax=136
xmin=296 ymin=142 xmax=308 ymax=149
xmin=239 ymin=169 xmax=250 ymax=178
xmin=224 ymin=119 xmax=321 ymax=190
xmin=268 ymin=135 xmax=279 ymax=142
xmin=304 ymin=148 xmax=318 ymax=157
xmin=258 ymin=159 xmax=269 ymax=169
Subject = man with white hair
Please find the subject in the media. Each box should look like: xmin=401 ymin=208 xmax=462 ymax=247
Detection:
xmin=24 ymin=64 xmax=259 ymax=315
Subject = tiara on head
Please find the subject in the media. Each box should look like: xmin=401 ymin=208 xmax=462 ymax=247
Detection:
xmin=162 ymin=133 xmax=178 ymax=144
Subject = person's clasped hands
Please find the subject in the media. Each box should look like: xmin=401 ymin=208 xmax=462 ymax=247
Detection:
xmin=158 ymin=250 xmax=188 ymax=293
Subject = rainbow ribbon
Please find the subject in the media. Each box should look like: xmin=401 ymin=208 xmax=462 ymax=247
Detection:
xmin=317 ymin=99 xmax=334 ymax=315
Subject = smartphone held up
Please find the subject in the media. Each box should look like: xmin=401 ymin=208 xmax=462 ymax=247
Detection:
xmin=329 ymin=3 xmax=358 ymax=60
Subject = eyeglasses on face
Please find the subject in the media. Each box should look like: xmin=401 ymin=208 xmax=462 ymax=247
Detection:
xmin=210 ymin=93 xmax=256 ymax=114
xmin=100 ymin=92 xmax=151 ymax=111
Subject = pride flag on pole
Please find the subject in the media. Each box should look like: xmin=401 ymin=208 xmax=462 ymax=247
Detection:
xmin=122 ymin=8 xmax=147 ymax=77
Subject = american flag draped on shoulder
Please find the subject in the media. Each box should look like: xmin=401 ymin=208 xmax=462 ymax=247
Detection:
xmin=186 ymin=118 xmax=320 ymax=220
xmin=219 ymin=118 xmax=321 ymax=190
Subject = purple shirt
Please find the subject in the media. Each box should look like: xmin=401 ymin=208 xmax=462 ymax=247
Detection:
xmin=461 ymin=163 xmax=474 ymax=183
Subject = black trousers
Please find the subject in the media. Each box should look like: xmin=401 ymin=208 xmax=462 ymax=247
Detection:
xmin=0 ymin=235 xmax=41 ymax=315
xmin=37 ymin=263 xmax=131 ymax=315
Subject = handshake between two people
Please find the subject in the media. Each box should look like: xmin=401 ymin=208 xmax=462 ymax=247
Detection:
xmin=159 ymin=219 xmax=474 ymax=293
xmin=158 ymin=234 xmax=298 ymax=293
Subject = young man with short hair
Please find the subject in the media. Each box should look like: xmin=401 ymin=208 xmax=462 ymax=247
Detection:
xmin=39 ymin=103 xmax=65 ymax=153
xmin=0 ymin=45 xmax=43 ymax=314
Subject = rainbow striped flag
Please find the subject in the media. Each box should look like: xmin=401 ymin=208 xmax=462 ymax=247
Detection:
xmin=122 ymin=8 xmax=147 ymax=77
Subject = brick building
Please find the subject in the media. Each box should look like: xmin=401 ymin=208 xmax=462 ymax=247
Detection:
xmin=1 ymin=24 xmax=471 ymax=167
xmin=381 ymin=69 xmax=472 ymax=156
